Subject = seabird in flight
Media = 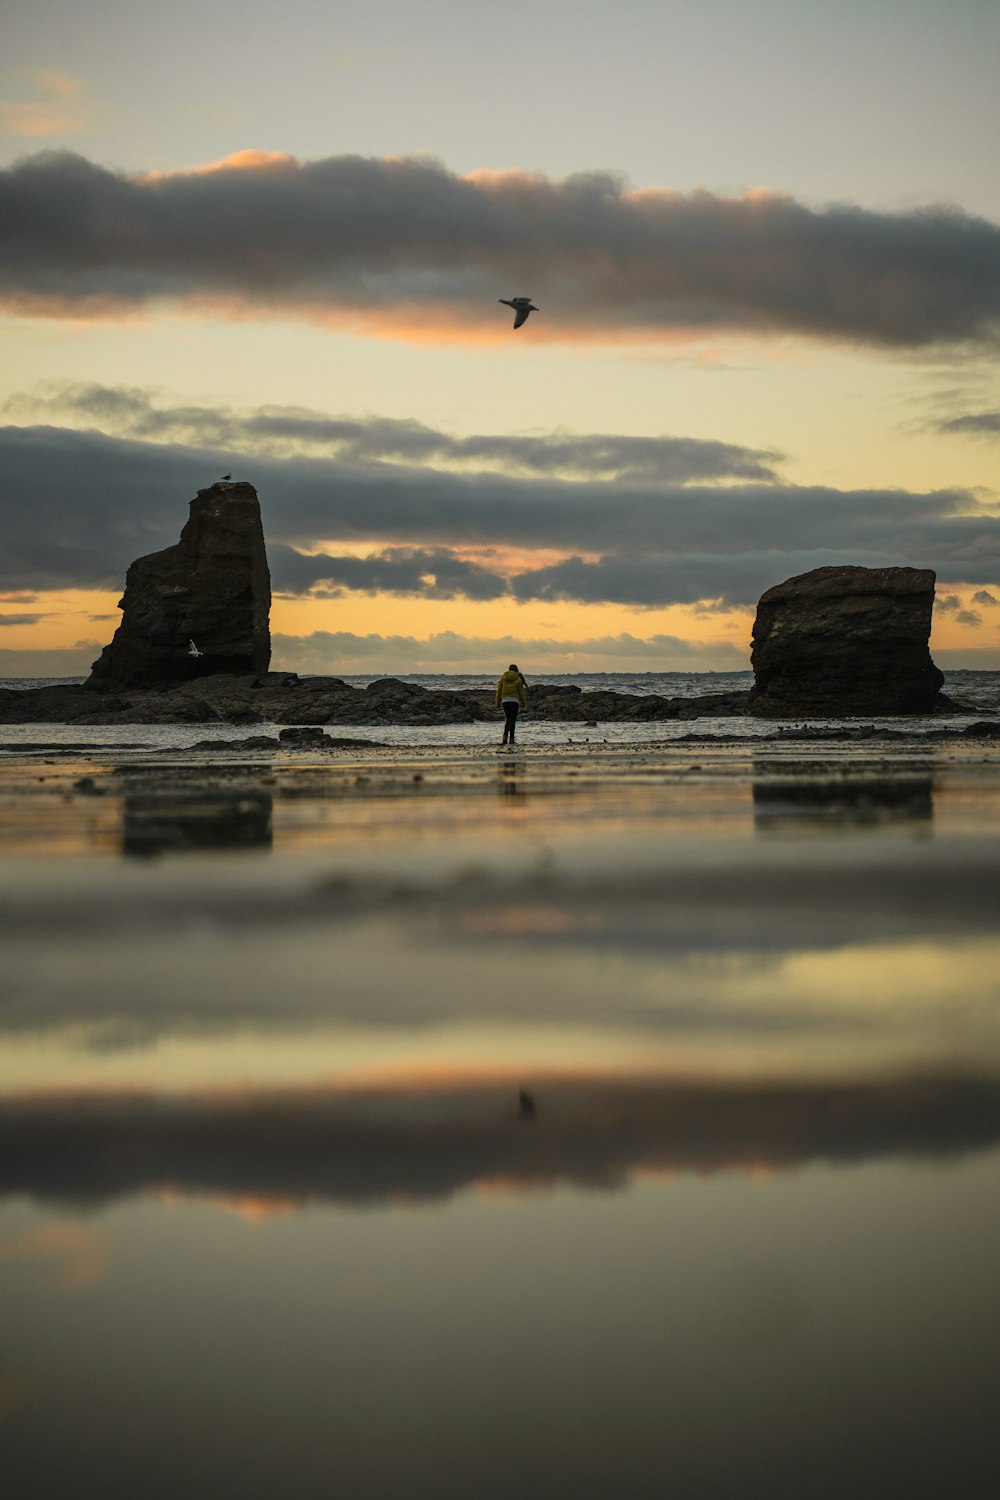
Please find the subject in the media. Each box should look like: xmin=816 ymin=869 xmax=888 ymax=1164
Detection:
xmin=499 ymin=297 xmax=539 ymax=330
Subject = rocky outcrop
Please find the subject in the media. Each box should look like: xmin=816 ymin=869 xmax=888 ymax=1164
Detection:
xmin=0 ymin=672 xmax=749 ymax=727
xmin=88 ymin=481 xmax=271 ymax=689
xmin=749 ymin=566 xmax=945 ymax=718
xmin=186 ymin=729 xmax=385 ymax=751
xmin=0 ymin=671 xmax=989 ymax=734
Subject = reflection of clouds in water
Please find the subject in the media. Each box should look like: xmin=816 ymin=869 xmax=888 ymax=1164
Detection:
xmin=2 ymin=933 xmax=998 ymax=1073
xmin=450 ymin=904 xmax=592 ymax=937
xmin=714 ymin=1258 xmax=808 ymax=1351
xmin=3 ymin=829 xmax=998 ymax=1051
xmin=0 ymin=1220 xmax=110 ymax=1289
xmin=4 ymin=1072 xmax=1000 ymax=1213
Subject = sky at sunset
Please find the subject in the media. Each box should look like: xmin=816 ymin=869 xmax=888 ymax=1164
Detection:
xmin=2 ymin=0 xmax=999 ymax=676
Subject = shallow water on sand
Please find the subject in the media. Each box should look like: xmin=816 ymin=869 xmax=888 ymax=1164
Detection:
xmin=2 ymin=740 xmax=1000 ymax=1498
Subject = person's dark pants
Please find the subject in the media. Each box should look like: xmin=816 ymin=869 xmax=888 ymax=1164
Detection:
xmin=502 ymin=702 xmax=519 ymax=742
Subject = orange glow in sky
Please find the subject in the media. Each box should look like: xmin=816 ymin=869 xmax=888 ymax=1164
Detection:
xmin=0 ymin=583 xmax=992 ymax=673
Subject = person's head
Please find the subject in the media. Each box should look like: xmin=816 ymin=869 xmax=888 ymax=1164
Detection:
xmin=508 ymin=663 xmax=519 ymax=674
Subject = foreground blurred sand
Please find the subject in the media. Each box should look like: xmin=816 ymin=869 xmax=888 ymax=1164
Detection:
xmin=4 ymin=738 xmax=1000 ymax=1499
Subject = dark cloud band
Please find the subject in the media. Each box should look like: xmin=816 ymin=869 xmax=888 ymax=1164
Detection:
xmin=8 ymin=381 xmax=783 ymax=484
xmin=3 ymin=1073 xmax=998 ymax=1210
xmin=2 ymin=421 xmax=998 ymax=605
xmin=2 ymin=151 xmax=999 ymax=346
xmin=936 ymin=410 xmax=1000 ymax=437
xmin=272 ymin=545 xmax=509 ymax=600
xmin=3 ymin=1074 xmax=995 ymax=1212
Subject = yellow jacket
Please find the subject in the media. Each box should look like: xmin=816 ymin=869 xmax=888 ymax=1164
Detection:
xmin=495 ymin=670 xmax=527 ymax=708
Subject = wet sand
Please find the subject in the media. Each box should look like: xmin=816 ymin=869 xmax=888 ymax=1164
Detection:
xmin=3 ymin=736 xmax=1000 ymax=1497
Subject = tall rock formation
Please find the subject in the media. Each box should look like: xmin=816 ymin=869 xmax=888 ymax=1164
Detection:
xmin=88 ymin=481 xmax=271 ymax=689
xmin=749 ymin=565 xmax=944 ymax=718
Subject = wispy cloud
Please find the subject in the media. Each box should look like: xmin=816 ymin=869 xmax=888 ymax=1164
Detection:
xmin=33 ymin=70 xmax=89 ymax=101
xmin=1 ymin=151 xmax=998 ymax=347
xmin=934 ymin=410 xmax=1000 ymax=438
xmin=7 ymin=381 xmax=784 ymax=484
xmin=0 ymin=646 xmax=97 ymax=676
xmin=271 ymin=629 xmax=748 ymax=673
xmin=0 ymin=71 xmax=93 ymax=139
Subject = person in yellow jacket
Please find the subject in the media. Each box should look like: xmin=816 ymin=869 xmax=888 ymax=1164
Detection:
xmin=495 ymin=663 xmax=527 ymax=744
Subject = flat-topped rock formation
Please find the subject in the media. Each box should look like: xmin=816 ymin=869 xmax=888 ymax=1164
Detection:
xmin=749 ymin=565 xmax=945 ymax=718
xmin=88 ymin=481 xmax=271 ymax=689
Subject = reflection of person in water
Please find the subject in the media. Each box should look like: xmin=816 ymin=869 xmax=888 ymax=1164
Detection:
xmin=495 ymin=663 xmax=528 ymax=744
xmin=498 ymin=761 xmax=522 ymax=796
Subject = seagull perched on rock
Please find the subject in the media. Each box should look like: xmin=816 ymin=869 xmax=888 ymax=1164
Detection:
xmin=499 ymin=296 xmax=539 ymax=330
xmin=218 ymin=473 xmax=232 ymax=482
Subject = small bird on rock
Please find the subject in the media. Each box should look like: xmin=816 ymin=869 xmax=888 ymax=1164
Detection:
xmin=219 ymin=473 xmax=232 ymax=482
xmin=499 ymin=296 xmax=539 ymax=330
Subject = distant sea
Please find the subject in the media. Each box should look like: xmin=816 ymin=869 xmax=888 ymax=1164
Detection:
xmin=3 ymin=668 xmax=1000 ymax=714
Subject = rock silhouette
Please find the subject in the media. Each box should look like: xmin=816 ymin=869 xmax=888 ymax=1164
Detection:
xmin=88 ymin=481 xmax=271 ymax=689
xmin=3 ymin=522 xmax=984 ymax=729
xmin=749 ymin=565 xmax=944 ymax=717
